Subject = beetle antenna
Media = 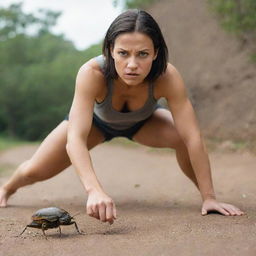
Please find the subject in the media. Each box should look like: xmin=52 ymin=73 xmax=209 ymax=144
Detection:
xmin=18 ymin=225 xmax=28 ymax=236
xmin=71 ymin=212 xmax=81 ymax=218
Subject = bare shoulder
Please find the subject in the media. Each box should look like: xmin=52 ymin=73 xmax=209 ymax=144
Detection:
xmin=75 ymin=57 xmax=106 ymax=97
xmin=154 ymin=63 xmax=186 ymax=99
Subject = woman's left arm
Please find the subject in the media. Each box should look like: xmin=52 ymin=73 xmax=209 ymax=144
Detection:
xmin=162 ymin=65 xmax=244 ymax=216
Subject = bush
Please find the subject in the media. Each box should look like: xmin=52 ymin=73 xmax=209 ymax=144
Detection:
xmin=208 ymin=0 xmax=256 ymax=36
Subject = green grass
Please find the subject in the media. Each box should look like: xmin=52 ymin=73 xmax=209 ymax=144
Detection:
xmin=0 ymin=164 xmax=15 ymax=177
xmin=146 ymin=147 xmax=174 ymax=154
xmin=250 ymin=53 xmax=256 ymax=63
xmin=0 ymin=135 xmax=35 ymax=152
xmin=108 ymin=137 xmax=140 ymax=148
xmin=108 ymin=137 xmax=174 ymax=154
xmin=206 ymin=137 xmax=255 ymax=153
xmin=114 ymin=0 xmax=157 ymax=9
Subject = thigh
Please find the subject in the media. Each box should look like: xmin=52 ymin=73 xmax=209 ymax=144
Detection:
xmin=29 ymin=120 xmax=105 ymax=179
xmin=132 ymin=108 xmax=182 ymax=148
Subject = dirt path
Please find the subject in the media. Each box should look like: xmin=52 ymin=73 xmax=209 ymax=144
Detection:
xmin=0 ymin=142 xmax=255 ymax=256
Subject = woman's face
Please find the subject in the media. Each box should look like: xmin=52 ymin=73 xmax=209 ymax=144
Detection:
xmin=111 ymin=32 xmax=157 ymax=86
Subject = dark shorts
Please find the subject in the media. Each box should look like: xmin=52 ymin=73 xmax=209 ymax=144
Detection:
xmin=65 ymin=104 xmax=163 ymax=142
xmin=93 ymin=114 xmax=150 ymax=141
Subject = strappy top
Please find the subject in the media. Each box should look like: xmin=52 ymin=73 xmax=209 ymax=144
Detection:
xmin=93 ymin=55 xmax=158 ymax=130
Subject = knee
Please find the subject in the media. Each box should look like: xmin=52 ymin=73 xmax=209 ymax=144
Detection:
xmin=65 ymin=143 xmax=70 ymax=155
xmin=160 ymin=126 xmax=185 ymax=149
xmin=169 ymin=131 xmax=186 ymax=150
xmin=18 ymin=160 xmax=42 ymax=182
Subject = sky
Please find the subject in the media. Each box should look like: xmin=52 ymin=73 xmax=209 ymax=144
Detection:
xmin=1 ymin=0 xmax=123 ymax=50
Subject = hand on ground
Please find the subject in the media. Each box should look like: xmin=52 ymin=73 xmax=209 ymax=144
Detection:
xmin=201 ymin=199 xmax=244 ymax=216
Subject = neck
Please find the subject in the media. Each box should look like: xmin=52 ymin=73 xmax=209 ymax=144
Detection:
xmin=115 ymin=77 xmax=147 ymax=90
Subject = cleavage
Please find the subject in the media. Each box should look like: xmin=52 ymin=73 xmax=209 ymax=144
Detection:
xmin=111 ymin=90 xmax=148 ymax=112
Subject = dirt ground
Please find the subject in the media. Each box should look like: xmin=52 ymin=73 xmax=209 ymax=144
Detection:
xmin=0 ymin=142 xmax=255 ymax=256
xmin=148 ymin=0 xmax=256 ymax=141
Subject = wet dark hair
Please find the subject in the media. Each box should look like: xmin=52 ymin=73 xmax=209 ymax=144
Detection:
xmin=102 ymin=9 xmax=168 ymax=82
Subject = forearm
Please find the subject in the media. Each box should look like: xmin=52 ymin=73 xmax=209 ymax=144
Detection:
xmin=67 ymin=138 xmax=104 ymax=193
xmin=186 ymin=140 xmax=216 ymax=201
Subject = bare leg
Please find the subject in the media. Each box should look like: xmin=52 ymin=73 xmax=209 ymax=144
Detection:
xmin=133 ymin=108 xmax=199 ymax=188
xmin=175 ymin=143 xmax=198 ymax=188
xmin=0 ymin=120 xmax=105 ymax=207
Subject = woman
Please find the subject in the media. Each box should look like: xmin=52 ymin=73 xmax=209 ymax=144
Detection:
xmin=0 ymin=9 xmax=244 ymax=223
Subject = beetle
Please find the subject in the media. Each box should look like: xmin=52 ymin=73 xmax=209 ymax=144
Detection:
xmin=19 ymin=207 xmax=82 ymax=238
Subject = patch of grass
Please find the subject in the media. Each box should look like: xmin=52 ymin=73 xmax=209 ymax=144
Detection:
xmin=233 ymin=141 xmax=250 ymax=150
xmin=146 ymin=147 xmax=174 ymax=154
xmin=108 ymin=137 xmax=174 ymax=154
xmin=108 ymin=137 xmax=140 ymax=148
xmin=206 ymin=137 xmax=254 ymax=153
xmin=250 ymin=53 xmax=256 ymax=63
xmin=113 ymin=0 xmax=158 ymax=9
xmin=0 ymin=135 xmax=35 ymax=152
xmin=0 ymin=164 xmax=14 ymax=177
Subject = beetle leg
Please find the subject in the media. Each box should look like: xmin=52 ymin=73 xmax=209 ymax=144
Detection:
xmin=73 ymin=221 xmax=83 ymax=234
xmin=41 ymin=223 xmax=48 ymax=239
xmin=58 ymin=226 xmax=62 ymax=237
xmin=42 ymin=229 xmax=47 ymax=239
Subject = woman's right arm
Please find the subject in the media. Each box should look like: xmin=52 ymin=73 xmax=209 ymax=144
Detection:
xmin=66 ymin=63 xmax=116 ymax=224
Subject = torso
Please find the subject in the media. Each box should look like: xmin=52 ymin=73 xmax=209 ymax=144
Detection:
xmin=88 ymin=57 xmax=164 ymax=113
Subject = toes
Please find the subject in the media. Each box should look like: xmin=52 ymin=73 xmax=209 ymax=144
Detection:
xmin=0 ymin=189 xmax=8 ymax=207
xmin=0 ymin=199 xmax=7 ymax=208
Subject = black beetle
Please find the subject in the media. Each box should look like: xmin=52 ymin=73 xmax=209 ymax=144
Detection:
xmin=19 ymin=207 xmax=82 ymax=238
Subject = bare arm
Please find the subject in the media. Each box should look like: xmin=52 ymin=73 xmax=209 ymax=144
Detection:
xmin=67 ymin=65 xmax=102 ymax=193
xmin=160 ymin=65 xmax=244 ymax=216
xmin=163 ymin=66 xmax=215 ymax=201
xmin=67 ymin=63 xmax=116 ymax=223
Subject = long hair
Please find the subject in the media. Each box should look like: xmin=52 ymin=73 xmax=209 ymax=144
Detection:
xmin=102 ymin=9 xmax=168 ymax=82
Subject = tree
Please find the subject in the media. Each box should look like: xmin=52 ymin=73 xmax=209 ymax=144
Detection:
xmin=0 ymin=3 xmax=101 ymax=140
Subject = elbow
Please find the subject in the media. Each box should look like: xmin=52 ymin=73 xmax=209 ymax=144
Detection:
xmin=65 ymin=142 xmax=71 ymax=156
xmin=66 ymin=131 xmax=89 ymax=155
xmin=183 ymin=131 xmax=203 ymax=148
xmin=185 ymin=134 xmax=207 ymax=153
xmin=66 ymin=131 xmax=72 ymax=156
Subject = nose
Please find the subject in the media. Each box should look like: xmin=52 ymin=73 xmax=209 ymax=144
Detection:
xmin=127 ymin=57 xmax=138 ymax=70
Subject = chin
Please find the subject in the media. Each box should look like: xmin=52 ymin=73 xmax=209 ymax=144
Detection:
xmin=121 ymin=77 xmax=145 ymax=87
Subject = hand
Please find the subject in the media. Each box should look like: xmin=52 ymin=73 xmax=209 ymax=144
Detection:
xmin=201 ymin=199 xmax=244 ymax=216
xmin=86 ymin=189 xmax=117 ymax=224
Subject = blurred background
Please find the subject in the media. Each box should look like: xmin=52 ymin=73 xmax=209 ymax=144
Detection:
xmin=0 ymin=0 xmax=255 ymax=151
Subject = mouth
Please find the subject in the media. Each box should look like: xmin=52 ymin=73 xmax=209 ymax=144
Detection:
xmin=124 ymin=73 xmax=139 ymax=77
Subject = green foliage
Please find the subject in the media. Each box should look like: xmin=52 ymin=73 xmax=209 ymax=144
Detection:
xmin=0 ymin=3 xmax=61 ymax=40
xmin=113 ymin=0 xmax=157 ymax=9
xmin=0 ymin=3 xmax=101 ymax=141
xmin=208 ymin=0 xmax=256 ymax=35
xmin=0 ymin=134 xmax=32 ymax=151
xmin=251 ymin=53 xmax=256 ymax=62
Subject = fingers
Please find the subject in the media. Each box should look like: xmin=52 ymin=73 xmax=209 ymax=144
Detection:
xmin=201 ymin=202 xmax=230 ymax=216
xmin=106 ymin=201 xmax=117 ymax=224
xmin=0 ymin=188 xmax=8 ymax=208
xmin=87 ymin=201 xmax=117 ymax=224
xmin=87 ymin=205 xmax=99 ymax=220
xmin=99 ymin=202 xmax=106 ymax=222
xmin=202 ymin=200 xmax=245 ymax=216
xmin=215 ymin=205 xmax=231 ymax=216
xmin=201 ymin=208 xmax=207 ymax=216
xmin=221 ymin=204 xmax=245 ymax=216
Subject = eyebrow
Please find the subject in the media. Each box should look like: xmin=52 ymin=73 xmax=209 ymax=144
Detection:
xmin=117 ymin=48 xmax=151 ymax=51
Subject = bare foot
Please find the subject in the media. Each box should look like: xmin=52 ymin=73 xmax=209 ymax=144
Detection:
xmin=0 ymin=187 xmax=15 ymax=207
